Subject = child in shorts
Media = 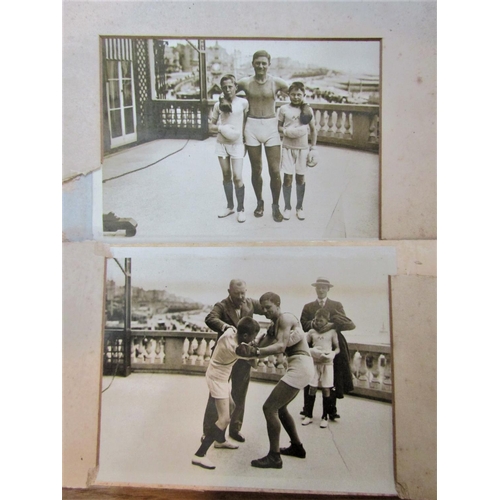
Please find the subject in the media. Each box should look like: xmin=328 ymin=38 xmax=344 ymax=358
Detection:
xmin=209 ymin=74 xmax=249 ymax=223
xmin=192 ymin=316 xmax=260 ymax=470
xmin=302 ymin=308 xmax=339 ymax=428
xmin=277 ymin=82 xmax=317 ymax=221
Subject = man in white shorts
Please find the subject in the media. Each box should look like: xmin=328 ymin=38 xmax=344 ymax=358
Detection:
xmin=237 ymin=51 xmax=289 ymax=222
xmin=236 ymin=292 xmax=314 ymax=469
xmin=192 ymin=316 xmax=261 ymax=470
xmin=209 ymin=74 xmax=249 ymax=223
xmin=277 ymin=81 xmax=317 ymax=221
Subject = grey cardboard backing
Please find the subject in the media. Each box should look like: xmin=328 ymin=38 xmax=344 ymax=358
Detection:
xmin=62 ymin=1 xmax=437 ymax=498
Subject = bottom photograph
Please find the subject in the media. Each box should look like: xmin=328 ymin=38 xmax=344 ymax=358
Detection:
xmin=97 ymin=245 xmax=398 ymax=495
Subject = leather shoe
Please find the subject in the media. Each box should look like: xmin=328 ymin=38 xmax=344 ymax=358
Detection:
xmin=251 ymin=454 xmax=283 ymax=469
xmin=229 ymin=432 xmax=245 ymax=443
xmin=272 ymin=204 xmax=283 ymax=222
xmin=192 ymin=455 xmax=216 ymax=469
xmin=254 ymin=200 xmax=264 ymax=217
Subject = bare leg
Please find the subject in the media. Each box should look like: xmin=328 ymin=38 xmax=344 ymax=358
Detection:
xmin=246 ymin=145 xmax=263 ymax=205
xmin=262 ymin=380 xmax=300 ymax=453
xmin=264 ymin=145 xmax=282 ymax=206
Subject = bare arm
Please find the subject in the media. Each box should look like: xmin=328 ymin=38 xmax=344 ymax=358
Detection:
xmin=257 ymin=314 xmax=293 ymax=357
xmin=308 ymin=112 xmax=318 ymax=149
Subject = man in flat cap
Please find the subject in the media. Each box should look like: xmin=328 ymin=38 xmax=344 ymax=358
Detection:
xmin=299 ymin=277 xmax=355 ymax=421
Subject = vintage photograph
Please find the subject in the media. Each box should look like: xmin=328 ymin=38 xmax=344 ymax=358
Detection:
xmin=97 ymin=246 xmax=397 ymax=495
xmin=99 ymin=38 xmax=380 ymax=243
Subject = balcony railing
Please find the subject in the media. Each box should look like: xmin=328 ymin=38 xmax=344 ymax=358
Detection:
xmin=143 ymin=99 xmax=379 ymax=153
xmin=104 ymin=329 xmax=392 ymax=402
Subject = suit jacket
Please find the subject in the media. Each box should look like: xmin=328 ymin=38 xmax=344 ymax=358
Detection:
xmin=205 ymin=296 xmax=264 ymax=340
xmin=300 ymin=297 xmax=355 ymax=333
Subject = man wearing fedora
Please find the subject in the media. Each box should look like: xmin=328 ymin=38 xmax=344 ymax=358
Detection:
xmin=300 ymin=277 xmax=355 ymax=422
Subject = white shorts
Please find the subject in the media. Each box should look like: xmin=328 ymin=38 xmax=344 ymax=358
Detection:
xmin=281 ymin=148 xmax=308 ymax=175
xmin=244 ymin=117 xmax=281 ymax=147
xmin=206 ymin=373 xmax=231 ymax=399
xmin=311 ymin=362 xmax=334 ymax=388
xmin=281 ymin=354 xmax=314 ymax=390
xmin=215 ymin=141 xmax=245 ymax=159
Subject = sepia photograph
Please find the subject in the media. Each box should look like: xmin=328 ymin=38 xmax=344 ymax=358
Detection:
xmin=97 ymin=245 xmax=397 ymax=495
xmin=99 ymin=38 xmax=381 ymax=243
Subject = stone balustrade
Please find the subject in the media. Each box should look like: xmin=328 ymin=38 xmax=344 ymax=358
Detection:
xmin=145 ymin=99 xmax=379 ymax=153
xmin=104 ymin=330 xmax=391 ymax=401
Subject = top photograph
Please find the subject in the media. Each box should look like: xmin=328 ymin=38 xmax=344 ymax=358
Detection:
xmin=99 ymin=38 xmax=380 ymax=243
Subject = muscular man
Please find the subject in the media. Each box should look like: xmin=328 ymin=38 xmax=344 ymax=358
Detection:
xmin=237 ymin=50 xmax=289 ymax=222
xmin=203 ymin=279 xmax=264 ymax=442
xmin=236 ymin=292 xmax=314 ymax=469
xmin=300 ymin=277 xmax=355 ymax=420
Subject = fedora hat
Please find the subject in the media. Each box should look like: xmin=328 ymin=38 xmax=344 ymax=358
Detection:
xmin=311 ymin=277 xmax=333 ymax=288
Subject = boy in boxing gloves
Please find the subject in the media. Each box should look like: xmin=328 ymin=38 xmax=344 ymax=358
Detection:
xmin=209 ymin=74 xmax=249 ymax=223
xmin=192 ymin=316 xmax=261 ymax=470
xmin=277 ymin=81 xmax=317 ymax=221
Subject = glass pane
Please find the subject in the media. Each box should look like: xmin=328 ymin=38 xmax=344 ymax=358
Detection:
xmin=121 ymin=61 xmax=131 ymax=78
xmin=124 ymin=108 xmax=135 ymax=135
xmin=108 ymin=80 xmax=121 ymax=109
xmin=106 ymin=61 xmax=118 ymax=79
xmin=110 ymin=110 xmax=122 ymax=138
xmin=122 ymin=80 xmax=133 ymax=107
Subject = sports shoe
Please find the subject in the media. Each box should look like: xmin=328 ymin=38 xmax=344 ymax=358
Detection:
xmin=192 ymin=455 xmax=216 ymax=469
xmin=237 ymin=210 xmax=246 ymax=223
xmin=229 ymin=432 xmax=245 ymax=443
xmin=320 ymin=417 xmax=328 ymax=428
xmin=283 ymin=209 xmax=291 ymax=220
xmin=218 ymin=207 xmax=235 ymax=218
xmin=272 ymin=204 xmax=283 ymax=222
xmin=296 ymin=208 xmax=305 ymax=220
xmin=301 ymin=417 xmax=313 ymax=426
xmin=254 ymin=200 xmax=264 ymax=217
xmin=214 ymin=440 xmax=239 ymax=449
xmin=280 ymin=442 xmax=306 ymax=458
xmin=251 ymin=454 xmax=283 ymax=469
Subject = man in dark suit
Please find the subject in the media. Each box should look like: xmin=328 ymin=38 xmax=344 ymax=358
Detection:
xmin=300 ymin=277 xmax=355 ymax=420
xmin=203 ymin=278 xmax=265 ymax=443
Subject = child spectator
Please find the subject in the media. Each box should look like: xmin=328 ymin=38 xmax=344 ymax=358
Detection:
xmin=302 ymin=309 xmax=339 ymax=428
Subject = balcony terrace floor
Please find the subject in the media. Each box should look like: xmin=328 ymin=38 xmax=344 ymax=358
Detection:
xmin=101 ymin=138 xmax=379 ymax=243
xmin=96 ymin=373 xmax=396 ymax=496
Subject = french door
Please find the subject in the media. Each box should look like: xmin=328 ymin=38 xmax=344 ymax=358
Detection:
xmin=106 ymin=59 xmax=137 ymax=148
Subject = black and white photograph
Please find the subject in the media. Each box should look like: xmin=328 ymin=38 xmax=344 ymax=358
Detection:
xmin=98 ymin=246 xmax=396 ymax=495
xmin=99 ymin=38 xmax=380 ymax=243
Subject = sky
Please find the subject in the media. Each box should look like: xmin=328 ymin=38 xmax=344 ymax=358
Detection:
xmin=108 ymin=246 xmax=396 ymax=343
xmin=169 ymin=39 xmax=380 ymax=76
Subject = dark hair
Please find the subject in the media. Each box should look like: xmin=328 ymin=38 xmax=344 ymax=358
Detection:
xmin=252 ymin=50 xmax=271 ymax=63
xmin=220 ymin=74 xmax=236 ymax=86
xmin=314 ymin=309 xmax=330 ymax=321
xmin=259 ymin=292 xmax=281 ymax=306
xmin=237 ymin=317 xmax=260 ymax=337
xmin=288 ymin=81 xmax=305 ymax=93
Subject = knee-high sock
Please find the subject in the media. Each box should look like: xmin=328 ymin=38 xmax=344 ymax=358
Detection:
xmin=283 ymin=184 xmax=292 ymax=210
xmin=322 ymin=395 xmax=331 ymax=418
xmin=223 ymin=181 xmax=234 ymax=209
xmin=235 ymin=185 xmax=245 ymax=212
xmin=195 ymin=423 xmax=225 ymax=457
xmin=296 ymin=183 xmax=305 ymax=210
xmin=304 ymin=394 xmax=316 ymax=418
